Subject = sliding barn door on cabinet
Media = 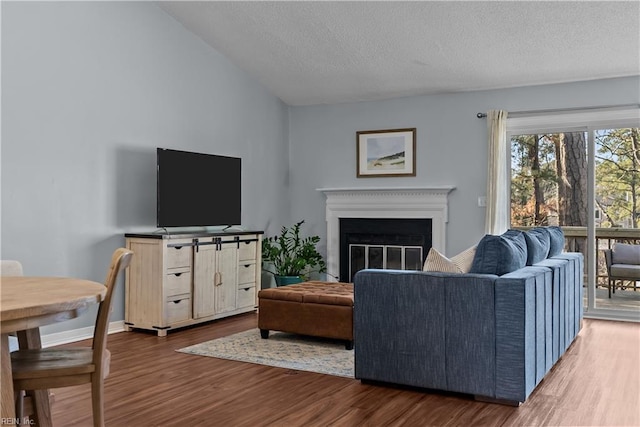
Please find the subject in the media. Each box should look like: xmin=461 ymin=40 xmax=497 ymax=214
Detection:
xmin=193 ymin=237 xmax=239 ymax=318
xmin=214 ymin=240 xmax=238 ymax=314
xmin=193 ymin=242 xmax=217 ymax=319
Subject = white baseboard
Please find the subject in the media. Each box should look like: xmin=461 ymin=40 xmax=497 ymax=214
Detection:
xmin=40 ymin=320 xmax=126 ymax=348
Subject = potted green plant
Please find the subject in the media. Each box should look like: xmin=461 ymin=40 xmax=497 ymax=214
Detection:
xmin=262 ymin=220 xmax=327 ymax=286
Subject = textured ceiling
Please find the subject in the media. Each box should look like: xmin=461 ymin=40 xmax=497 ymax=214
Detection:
xmin=158 ymin=1 xmax=640 ymax=106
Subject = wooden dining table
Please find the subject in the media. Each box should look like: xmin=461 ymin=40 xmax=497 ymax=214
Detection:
xmin=1 ymin=277 xmax=106 ymax=427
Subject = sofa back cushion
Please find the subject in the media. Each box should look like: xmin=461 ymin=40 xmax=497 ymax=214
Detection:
xmin=612 ymin=243 xmax=640 ymax=265
xmin=524 ymin=228 xmax=550 ymax=265
xmin=470 ymin=230 xmax=528 ymax=276
xmin=547 ymin=226 xmax=565 ymax=257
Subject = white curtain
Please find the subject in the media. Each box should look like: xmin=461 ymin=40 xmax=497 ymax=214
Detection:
xmin=485 ymin=110 xmax=509 ymax=235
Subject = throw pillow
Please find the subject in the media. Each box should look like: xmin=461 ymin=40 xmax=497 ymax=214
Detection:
xmin=612 ymin=243 xmax=640 ymax=265
xmin=547 ymin=226 xmax=565 ymax=257
xmin=470 ymin=229 xmax=528 ymax=276
xmin=524 ymin=227 xmax=550 ymax=265
xmin=423 ymin=248 xmax=460 ymax=273
xmin=423 ymin=245 xmax=478 ymax=274
xmin=451 ymin=244 xmax=478 ymax=273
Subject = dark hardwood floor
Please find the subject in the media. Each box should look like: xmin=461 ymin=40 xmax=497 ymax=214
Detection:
xmin=50 ymin=315 xmax=639 ymax=426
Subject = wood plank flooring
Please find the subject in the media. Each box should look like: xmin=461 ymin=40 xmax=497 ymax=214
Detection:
xmin=48 ymin=314 xmax=639 ymax=426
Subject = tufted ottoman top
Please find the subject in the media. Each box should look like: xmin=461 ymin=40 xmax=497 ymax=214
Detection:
xmin=258 ymin=280 xmax=353 ymax=307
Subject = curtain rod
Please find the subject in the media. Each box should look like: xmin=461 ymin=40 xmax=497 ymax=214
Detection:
xmin=476 ymin=103 xmax=640 ymax=119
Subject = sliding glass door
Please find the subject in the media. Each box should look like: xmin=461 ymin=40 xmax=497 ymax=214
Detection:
xmin=592 ymin=128 xmax=640 ymax=312
xmin=509 ymin=123 xmax=639 ymax=320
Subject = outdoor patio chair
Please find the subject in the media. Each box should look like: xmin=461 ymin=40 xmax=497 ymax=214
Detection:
xmin=603 ymin=243 xmax=640 ymax=298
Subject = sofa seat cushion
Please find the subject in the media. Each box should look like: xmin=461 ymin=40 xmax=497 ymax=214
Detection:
xmin=470 ymin=230 xmax=528 ymax=276
xmin=610 ymin=264 xmax=640 ymax=279
xmin=258 ymin=280 xmax=353 ymax=306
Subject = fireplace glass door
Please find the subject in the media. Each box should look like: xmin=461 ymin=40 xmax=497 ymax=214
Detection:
xmin=340 ymin=218 xmax=432 ymax=282
xmin=349 ymin=244 xmax=423 ymax=281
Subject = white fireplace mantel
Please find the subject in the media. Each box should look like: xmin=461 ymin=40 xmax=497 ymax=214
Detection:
xmin=317 ymin=186 xmax=455 ymax=281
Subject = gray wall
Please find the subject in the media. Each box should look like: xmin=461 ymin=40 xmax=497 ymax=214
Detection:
xmin=289 ymin=76 xmax=640 ymax=273
xmin=1 ymin=2 xmax=290 ymax=333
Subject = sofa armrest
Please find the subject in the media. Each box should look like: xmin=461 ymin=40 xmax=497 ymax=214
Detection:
xmin=353 ymin=269 xmax=499 ymax=395
xmin=494 ymin=266 xmax=552 ymax=402
xmin=353 ymin=269 xmax=448 ymax=389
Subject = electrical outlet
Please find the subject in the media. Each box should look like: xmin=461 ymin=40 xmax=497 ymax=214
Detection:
xmin=478 ymin=196 xmax=486 ymax=207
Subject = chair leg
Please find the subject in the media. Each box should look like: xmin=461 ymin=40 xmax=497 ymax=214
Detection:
xmin=608 ymin=278 xmax=612 ymax=298
xmin=14 ymin=390 xmax=24 ymax=421
xmin=15 ymin=390 xmax=50 ymax=426
xmin=91 ymin=375 xmax=105 ymax=427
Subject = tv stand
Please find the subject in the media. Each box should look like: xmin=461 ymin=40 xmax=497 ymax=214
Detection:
xmin=124 ymin=230 xmax=263 ymax=336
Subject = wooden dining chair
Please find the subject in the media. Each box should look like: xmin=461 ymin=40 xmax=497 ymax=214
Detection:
xmin=10 ymin=248 xmax=133 ymax=427
xmin=0 ymin=259 xmax=41 ymax=419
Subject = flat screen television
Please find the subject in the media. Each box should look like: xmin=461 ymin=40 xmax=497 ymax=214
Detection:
xmin=156 ymin=148 xmax=241 ymax=228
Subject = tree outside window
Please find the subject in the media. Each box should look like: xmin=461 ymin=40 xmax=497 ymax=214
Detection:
xmin=511 ymin=128 xmax=639 ymax=231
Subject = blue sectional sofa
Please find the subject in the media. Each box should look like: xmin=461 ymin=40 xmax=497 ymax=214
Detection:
xmin=353 ymin=227 xmax=583 ymax=405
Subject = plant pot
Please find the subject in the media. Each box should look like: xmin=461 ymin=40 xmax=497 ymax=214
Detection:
xmin=274 ymin=275 xmax=303 ymax=286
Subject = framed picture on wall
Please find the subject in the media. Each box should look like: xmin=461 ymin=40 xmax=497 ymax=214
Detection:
xmin=356 ymin=128 xmax=416 ymax=177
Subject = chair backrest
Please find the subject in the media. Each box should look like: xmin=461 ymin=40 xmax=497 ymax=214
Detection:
xmin=92 ymin=248 xmax=133 ymax=368
xmin=611 ymin=243 xmax=640 ymax=265
xmin=1 ymin=260 xmax=24 ymax=277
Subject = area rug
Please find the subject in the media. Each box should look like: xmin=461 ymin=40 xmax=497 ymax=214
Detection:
xmin=176 ymin=329 xmax=354 ymax=378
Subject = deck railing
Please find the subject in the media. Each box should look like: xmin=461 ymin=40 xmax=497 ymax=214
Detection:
xmin=514 ymin=227 xmax=640 ymax=288
xmin=562 ymin=227 xmax=640 ymax=288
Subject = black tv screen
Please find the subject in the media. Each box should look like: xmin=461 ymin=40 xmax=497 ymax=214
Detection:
xmin=157 ymin=148 xmax=241 ymax=228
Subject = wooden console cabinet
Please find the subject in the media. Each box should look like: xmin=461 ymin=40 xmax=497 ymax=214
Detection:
xmin=124 ymin=231 xmax=263 ymax=336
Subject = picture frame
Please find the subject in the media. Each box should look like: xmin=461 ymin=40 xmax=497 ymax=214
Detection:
xmin=356 ymin=128 xmax=416 ymax=177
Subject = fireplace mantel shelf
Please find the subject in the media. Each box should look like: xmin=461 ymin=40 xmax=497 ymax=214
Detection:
xmin=317 ymin=186 xmax=455 ymax=194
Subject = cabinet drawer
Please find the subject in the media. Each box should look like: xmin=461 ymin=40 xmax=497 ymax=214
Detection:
xmin=237 ymin=286 xmax=256 ymax=308
xmin=165 ymin=269 xmax=191 ymax=296
xmin=166 ymin=295 xmax=191 ymax=323
xmin=238 ymin=262 xmax=256 ymax=285
xmin=166 ymin=242 xmax=192 ymax=269
xmin=239 ymin=240 xmax=257 ymax=261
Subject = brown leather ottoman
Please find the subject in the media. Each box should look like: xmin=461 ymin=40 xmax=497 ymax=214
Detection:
xmin=258 ymin=281 xmax=354 ymax=349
